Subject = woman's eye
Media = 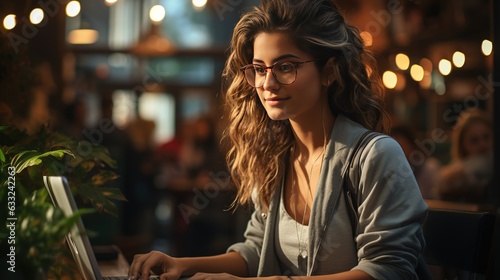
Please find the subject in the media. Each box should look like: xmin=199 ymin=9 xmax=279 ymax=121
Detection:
xmin=278 ymin=63 xmax=294 ymax=72
xmin=254 ymin=66 xmax=266 ymax=75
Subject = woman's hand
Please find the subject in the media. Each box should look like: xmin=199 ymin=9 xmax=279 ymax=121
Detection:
xmin=129 ymin=250 xmax=183 ymax=280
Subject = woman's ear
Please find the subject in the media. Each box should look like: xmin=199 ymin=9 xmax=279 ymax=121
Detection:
xmin=321 ymin=57 xmax=336 ymax=86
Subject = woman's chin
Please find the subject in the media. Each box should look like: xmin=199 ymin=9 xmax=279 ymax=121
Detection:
xmin=266 ymin=113 xmax=290 ymax=121
xmin=264 ymin=108 xmax=293 ymax=121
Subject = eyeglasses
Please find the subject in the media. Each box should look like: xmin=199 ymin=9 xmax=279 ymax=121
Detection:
xmin=240 ymin=60 xmax=318 ymax=88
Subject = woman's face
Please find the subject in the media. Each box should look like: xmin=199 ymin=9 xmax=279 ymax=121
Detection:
xmin=461 ymin=121 xmax=493 ymax=157
xmin=252 ymin=32 xmax=328 ymax=122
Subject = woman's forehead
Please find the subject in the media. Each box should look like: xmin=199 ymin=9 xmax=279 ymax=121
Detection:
xmin=252 ymin=32 xmax=309 ymax=61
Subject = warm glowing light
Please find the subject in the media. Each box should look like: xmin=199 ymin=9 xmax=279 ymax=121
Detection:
xmin=67 ymin=29 xmax=99 ymax=44
xmin=192 ymin=0 xmax=207 ymax=9
xmin=452 ymin=51 xmax=465 ymax=68
xmin=149 ymin=5 xmax=166 ymax=23
xmin=3 ymin=14 xmax=16 ymax=30
xmin=105 ymin=0 xmax=118 ymax=5
xmin=482 ymin=40 xmax=493 ymax=56
xmin=382 ymin=71 xmax=398 ymax=89
xmin=30 ymin=8 xmax=44 ymax=25
xmin=395 ymin=53 xmax=410 ymax=70
xmin=438 ymin=59 xmax=452 ymax=76
xmin=360 ymin=31 xmax=373 ymax=47
xmin=410 ymin=64 xmax=424 ymax=82
xmin=66 ymin=1 xmax=81 ymax=17
xmin=420 ymin=58 xmax=433 ymax=72
xmin=419 ymin=71 xmax=432 ymax=89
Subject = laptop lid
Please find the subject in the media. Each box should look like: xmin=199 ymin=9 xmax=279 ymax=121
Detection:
xmin=43 ymin=176 xmax=103 ymax=280
xmin=43 ymin=176 xmax=185 ymax=280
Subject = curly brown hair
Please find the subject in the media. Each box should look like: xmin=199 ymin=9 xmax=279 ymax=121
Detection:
xmin=222 ymin=0 xmax=389 ymax=211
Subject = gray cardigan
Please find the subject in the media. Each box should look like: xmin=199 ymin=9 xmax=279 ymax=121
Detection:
xmin=227 ymin=115 xmax=428 ymax=279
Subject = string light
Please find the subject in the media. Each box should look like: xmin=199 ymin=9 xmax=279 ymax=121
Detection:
xmin=395 ymin=53 xmax=410 ymax=70
xmin=438 ymin=59 xmax=452 ymax=76
xmin=481 ymin=39 xmax=493 ymax=56
xmin=382 ymin=71 xmax=398 ymax=89
xmin=192 ymin=0 xmax=208 ymax=10
xmin=105 ymin=0 xmax=119 ymax=5
xmin=30 ymin=8 xmax=44 ymax=25
xmin=66 ymin=1 xmax=81 ymax=17
xmin=410 ymin=64 xmax=424 ymax=82
xmin=3 ymin=14 xmax=16 ymax=30
xmin=452 ymin=51 xmax=465 ymax=68
xmin=150 ymin=5 xmax=166 ymax=23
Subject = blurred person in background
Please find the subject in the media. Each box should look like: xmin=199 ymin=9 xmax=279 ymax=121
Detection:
xmin=435 ymin=109 xmax=494 ymax=204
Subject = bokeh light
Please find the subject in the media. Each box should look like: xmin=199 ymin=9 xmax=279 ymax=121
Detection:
xmin=395 ymin=53 xmax=410 ymax=70
xmin=66 ymin=1 xmax=81 ymax=17
xmin=30 ymin=8 xmax=44 ymax=25
xmin=452 ymin=51 xmax=465 ymax=68
xmin=150 ymin=5 xmax=166 ymax=23
xmin=382 ymin=71 xmax=398 ymax=89
xmin=410 ymin=64 xmax=424 ymax=82
xmin=438 ymin=59 xmax=452 ymax=76
xmin=3 ymin=14 xmax=16 ymax=30
xmin=481 ymin=39 xmax=493 ymax=56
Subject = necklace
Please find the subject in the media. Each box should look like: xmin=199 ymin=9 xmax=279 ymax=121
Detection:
xmin=290 ymin=105 xmax=328 ymax=275
xmin=290 ymin=143 xmax=325 ymax=275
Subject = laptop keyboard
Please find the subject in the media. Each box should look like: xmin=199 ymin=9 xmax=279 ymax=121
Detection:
xmin=103 ymin=277 xmax=160 ymax=280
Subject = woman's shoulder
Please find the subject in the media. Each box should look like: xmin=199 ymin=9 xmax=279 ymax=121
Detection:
xmin=361 ymin=133 xmax=406 ymax=163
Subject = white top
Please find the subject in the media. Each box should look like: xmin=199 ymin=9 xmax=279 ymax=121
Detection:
xmin=275 ymin=187 xmax=309 ymax=276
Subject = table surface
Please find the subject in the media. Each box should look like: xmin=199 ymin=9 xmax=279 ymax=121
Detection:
xmin=424 ymin=199 xmax=495 ymax=212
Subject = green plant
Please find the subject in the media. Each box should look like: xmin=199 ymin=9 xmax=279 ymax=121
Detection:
xmin=14 ymin=190 xmax=94 ymax=280
xmin=0 ymin=124 xmax=125 ymax=279
xmin=0 ymin=125 xmax=124 ymax=214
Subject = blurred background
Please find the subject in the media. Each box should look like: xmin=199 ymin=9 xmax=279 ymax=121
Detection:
xmin=0 ymin=0 xmax=498 ymax=278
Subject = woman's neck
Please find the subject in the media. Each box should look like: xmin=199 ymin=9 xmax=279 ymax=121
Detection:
xmin=290 ymin=109 xmax=335 ymax=163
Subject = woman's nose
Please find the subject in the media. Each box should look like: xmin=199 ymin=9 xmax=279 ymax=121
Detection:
xmin=262 ymin=71 xmax=279 ymax=90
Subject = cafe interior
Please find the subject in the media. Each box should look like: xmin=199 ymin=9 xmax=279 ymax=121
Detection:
xmin=0 ymin=0 xmax=499 ymax=279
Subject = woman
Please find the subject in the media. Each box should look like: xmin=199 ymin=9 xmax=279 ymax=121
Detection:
xmin=129 ymin=0 xmax=428 ymax=279
xmin=436 ymin=109 xmax=494 ymax=203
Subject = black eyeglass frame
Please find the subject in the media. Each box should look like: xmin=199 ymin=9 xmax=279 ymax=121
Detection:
xmin=240 ymin=59 xmax=320 ymax=88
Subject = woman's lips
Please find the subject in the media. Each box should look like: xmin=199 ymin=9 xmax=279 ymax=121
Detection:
xmin=265 ymin=97 xmax=290 ymax=106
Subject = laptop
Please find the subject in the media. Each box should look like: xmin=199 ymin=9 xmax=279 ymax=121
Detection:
xmin=43 ymin=176 xmax=186 ymax=280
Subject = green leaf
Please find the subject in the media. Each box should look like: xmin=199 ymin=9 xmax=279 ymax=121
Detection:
xmin=77 ymin=185 xmax=119 ymax=216
xmin=0 ymin=126 xmax=8 ymax=131
xmin=96 ymin=187 xmax=127 ymax=201
xmin=0 ymin=147 xmax=5 ymax=162
xmin=12 ymin=149 xmax=75 ymax=173
xmin=91 ymin=170 xmax=119 ymax=186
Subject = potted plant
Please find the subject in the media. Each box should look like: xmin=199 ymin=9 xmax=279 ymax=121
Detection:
xmin=0 ymin=124 xmax=125 ymax=279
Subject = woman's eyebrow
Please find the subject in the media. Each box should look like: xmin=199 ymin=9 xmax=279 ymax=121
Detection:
xmin=252 ymin=54 xmax=301 ymax=64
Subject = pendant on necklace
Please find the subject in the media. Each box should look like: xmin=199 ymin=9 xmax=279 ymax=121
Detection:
xmin=299 ymin=249 xmax=307 ymax=258
xmin=297 ymin=253 xmax=308 ymax=276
